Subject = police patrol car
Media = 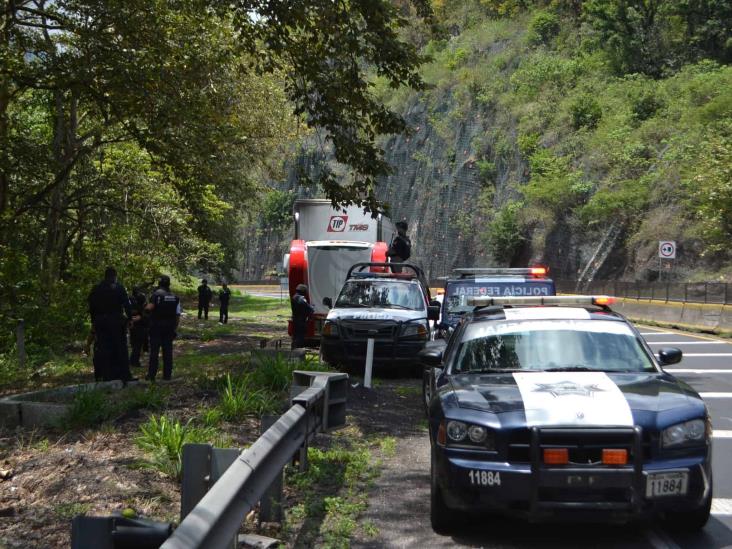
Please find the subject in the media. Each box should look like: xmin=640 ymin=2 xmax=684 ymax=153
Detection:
xmin=320 ymin=262 xmax=440 ymax=375
xmin=421 ymin=296 xmax=712 ymax=533
xmin=437 ymin=267 xmax=555 ymax=338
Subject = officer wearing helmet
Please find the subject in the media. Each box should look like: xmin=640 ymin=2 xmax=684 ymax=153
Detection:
xmin=146 ymin=275 xmax=181 ymax=381
xmin=291 ymin=283 xmax=314 ymax=349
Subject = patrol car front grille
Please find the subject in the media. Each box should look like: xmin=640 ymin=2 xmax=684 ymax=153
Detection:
xmin=506 ymin=429 xmax=652 ymax=464
xmin=339 ymin=320 xmax=398 ymax=341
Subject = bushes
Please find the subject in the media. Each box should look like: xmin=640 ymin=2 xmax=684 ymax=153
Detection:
xmin=484 ymin=201 xmax=525 ymax=264
xmin=528 ymin=10 xmax=560 ymax=46
xmin=570 ymin=94 xmax=602 ymax=129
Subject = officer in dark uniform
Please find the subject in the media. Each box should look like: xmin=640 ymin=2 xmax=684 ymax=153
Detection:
xmin=197 ymin=279 xmax=213 ymax=320
xmin=291 ymin=283 xmax=314 ymax=349
xmin=146 ymin=275 xmax=181 ymax=381
xmin=218 ymin=283 xmax=231 ymax=324
xmin=88 ymin=267 xmax=134 ymax=382
xmin=129 ymin=286 xmax=149 ymax=368
xmin=387 ymin=221 xmax=411 ymax=273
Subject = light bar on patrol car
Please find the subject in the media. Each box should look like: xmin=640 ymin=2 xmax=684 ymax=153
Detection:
xmin=466 ymin=295 xmax=616 ymax=307
xmin=454 ymin=267 xmax=549 ymax=277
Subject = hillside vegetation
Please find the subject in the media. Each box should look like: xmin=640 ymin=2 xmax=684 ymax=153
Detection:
xmin=371 ymin=0 xmax=732 ymax=281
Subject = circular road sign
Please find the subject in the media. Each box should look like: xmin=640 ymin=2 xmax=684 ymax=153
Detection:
xmin=659 ymin=241 xmax=676 ymax=259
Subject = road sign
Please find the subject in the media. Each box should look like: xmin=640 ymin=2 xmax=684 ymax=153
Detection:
xmin=659 ymin=241 xmax=676 ymax=259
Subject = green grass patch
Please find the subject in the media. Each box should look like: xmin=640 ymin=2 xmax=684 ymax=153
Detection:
xmin=135 ymin=414 xmax=228 ymax=480
xmin=393 ymin=386 xmax=421 ymax=398
xmin=59 ymin=384 xmax=169 ymax=430
xmin=54 ymin=502 xmax=91 ymax=520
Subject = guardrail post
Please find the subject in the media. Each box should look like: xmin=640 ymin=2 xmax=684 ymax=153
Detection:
xmin=704 ymin=282 xmax=708 ymax=304
xmin=666 ymin=283 xmax=670 ymax=303
xmin=259 ymin=415 xmax=284 ymax=523
xmin=725 ymin=283 xmax=729 ymax=305
xmin=685 ymin=284 xmax=688 ymax=302
xmin=16 ymin=320 xmax=26 ymax=368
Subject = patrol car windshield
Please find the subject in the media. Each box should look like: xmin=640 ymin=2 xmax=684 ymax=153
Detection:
xmin=335 ymin=280 xmax=425 ymax=311
xmin=445 ymin=280 xmax=554 ymax=315
xmin=453 ymin=319 xmax=655 ymax=374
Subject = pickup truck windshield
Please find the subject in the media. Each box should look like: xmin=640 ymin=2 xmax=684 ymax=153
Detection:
xmin=445 ymin=279 xmax=555 ymax=315
xmin=335 ymin=280 xmax=425 ymax=311
xmin=453 ymin=319 xmax=655 ymax=374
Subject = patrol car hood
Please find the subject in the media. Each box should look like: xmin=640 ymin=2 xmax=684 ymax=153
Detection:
xmin=326 ymin=308 xmax=426 ymax=322
xmin=449 ymin=372 xmax=703 ymax=418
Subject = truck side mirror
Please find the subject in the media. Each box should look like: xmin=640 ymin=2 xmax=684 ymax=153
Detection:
xmin=427 ymin=305 xmax=440 ymax=321
xmin=323 ymin=297 xmax=333 ymax=309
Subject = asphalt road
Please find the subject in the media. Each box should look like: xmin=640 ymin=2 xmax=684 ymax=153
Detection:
xmin=353 ymin=326 xmax=732 ymax=549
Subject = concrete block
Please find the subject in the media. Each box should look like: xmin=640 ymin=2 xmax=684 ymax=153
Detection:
xmin=0 ymin=400 xmax=21 ymax=429
xmin=20 ymin=402 xmax=67 ymax=428
xmin=252 ymin=348 xmax=306 ymax=365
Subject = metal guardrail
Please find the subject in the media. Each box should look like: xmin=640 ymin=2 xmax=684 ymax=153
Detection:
xmin=161 ymin=370 xmax=347 ymax=549
xmin=557 ymin=280 xmax=732 ymax=305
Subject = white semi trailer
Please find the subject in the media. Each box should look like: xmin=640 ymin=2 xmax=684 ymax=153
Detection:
xmin=284 ymin=199 xmax=397 ymax=343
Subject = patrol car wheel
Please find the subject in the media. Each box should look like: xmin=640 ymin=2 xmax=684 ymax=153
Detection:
xmin=430 ymin=451 xmax=459 ymax=535
xmin=664 ymin=485 xmax=712 ymax=532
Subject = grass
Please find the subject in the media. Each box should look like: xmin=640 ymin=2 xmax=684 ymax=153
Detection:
xmin=135 ymin=414 xmax=228 ymax=480
xmin=59 ymin=384 xmax=169 ymax=430
xmin=217 ymin=373 xmax=280 ymax=420
xmin=54 ymin=502 xmax=91 ymax=520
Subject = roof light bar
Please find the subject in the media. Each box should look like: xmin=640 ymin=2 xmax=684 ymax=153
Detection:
xmin=466 ymin=295 xmax=616 ymax=307
xmin=453 ymin=267 xmax=549 ymax=277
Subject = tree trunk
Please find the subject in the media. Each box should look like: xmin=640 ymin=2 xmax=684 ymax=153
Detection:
xmin=0 ymin=1 xmax=15 ymax=226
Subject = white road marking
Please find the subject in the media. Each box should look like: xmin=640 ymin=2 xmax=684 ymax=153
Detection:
xmin=646 ymin=341 xmax=727 ymax=345
xmin=665 ymin=369 xmax=732 ymax=373
xmin=681 ymin=353 xmax=732 ymax=357
xmin=712 ymin=498 xmax=732 ymax=516
xmin=713 ymin=430 xmax=732 ymax=438
xmin=640 ymin=332 xmax=674 ymax=335
xmin=700 ymin=392 xmax=732 ymax=398
xmin=645 ymin=528 xmax=682 ymax=549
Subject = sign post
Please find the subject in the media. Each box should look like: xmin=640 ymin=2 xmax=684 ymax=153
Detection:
xmin=364 ymin=338 xmax=375 ymax=389
xmin=658 ymin=241 xmax=676 ymax=284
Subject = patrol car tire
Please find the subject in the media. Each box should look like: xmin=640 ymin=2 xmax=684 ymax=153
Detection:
xmin=430 ymin=451 xmax=459 ymax=535
xmin=664 ymin=485 xmax=712 ymax=532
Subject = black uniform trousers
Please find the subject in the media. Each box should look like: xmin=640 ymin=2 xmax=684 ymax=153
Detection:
xmin=129 ymin=323 xmax=148 ymax=367
xmin=292 ymin=321 xmax=307 ymax=349
xmin=93 ymin=317 xmax=132 ymax=381
xmin=148 ymin=326 xmax=175 ymax=380
xmin=198 ymin=301 xmax=209 ymax=319
xmin=219 ymin=304 xmax=229 ymax=324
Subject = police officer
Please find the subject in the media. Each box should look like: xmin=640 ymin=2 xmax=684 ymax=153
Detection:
xmin=146 ymin=275 xmax=181 ymax=381
xmin=291 ymin=284 xmax=314 ymax=349
xmin=218 ymin=283 xmax=231 ymax=324
xmin=88 ymin=267 xmax=134 ymax=382
xmin=387 ymin=221 xmax=411 ymax=273
xmin=197 ymin=279 xmax=213 ymax=320
xmin=129 ymin=286 xmax=149 ymax=368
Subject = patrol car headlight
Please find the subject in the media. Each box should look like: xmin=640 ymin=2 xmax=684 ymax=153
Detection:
xmin=401 ymin=322 xmax=428 ymax=339
xmin=468 ymin=425 xmax=487 ymax=444
xmin=446 ymin=421 xmax=467 ymax=442
xmin=662 ymin=419 xmax=707 ymax=448
xmin=322 ymin=321 xmax=338 ymax=337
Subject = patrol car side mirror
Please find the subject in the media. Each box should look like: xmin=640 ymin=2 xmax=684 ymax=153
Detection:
xmin=419 ymin=347 xmax=443 ymax=367
xmin=658 ymin=347 xmax=682 ymax=365
xmin=323 ymin=297 xmax=333 ymax=309
xmin=427 ymin=305 xmax=440 ymax=321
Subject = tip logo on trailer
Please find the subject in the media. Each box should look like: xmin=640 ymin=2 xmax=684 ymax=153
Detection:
xmin=328 ymin=215 xmax=348 ymax=232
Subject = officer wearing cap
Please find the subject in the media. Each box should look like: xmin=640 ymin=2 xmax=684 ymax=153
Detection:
xmin=387 ymin=220 xmax=411 ymax=273
xmin=88 ymin=267 xmax=134 ymax=382
xmin=146 ymin=275 xmax=181 ymax=381
xmin=291 ymin=284 xmax=314 ymax=349
xmin=197 ymin=279 xmax=213 ymax=320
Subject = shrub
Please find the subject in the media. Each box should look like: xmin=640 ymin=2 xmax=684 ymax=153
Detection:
xmin=61 ymin=388 xmax=112 ymax=429
xmin=528 ymin=11 xmax=560 ymax=46
xmin=570 ymin=94 xmax=602 ymax=129
xmin=484 ymin=201 xmax=525 ymax=264
xmin=218 ymin=373 xmax=279 ymax=420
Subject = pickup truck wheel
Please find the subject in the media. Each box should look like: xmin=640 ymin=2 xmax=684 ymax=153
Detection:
xmin=664 ymin=486 xmax=712 ymax=532
xmin=431 ymin=451 xmax=459 ymax=535
xmin=422 ymin=368 xmax=432 ymax=416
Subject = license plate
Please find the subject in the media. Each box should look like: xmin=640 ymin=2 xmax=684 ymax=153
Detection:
xmin=468 ymin=469 xmax=501 ymax=488
xmin=646 ymin=472 xmax=688 ymax=498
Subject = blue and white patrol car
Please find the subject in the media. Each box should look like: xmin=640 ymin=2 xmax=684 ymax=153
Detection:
xmin=422 ymin=296 xmax=712 ymax=533
xmin=437 ymin=267 xmax=555 ymax=337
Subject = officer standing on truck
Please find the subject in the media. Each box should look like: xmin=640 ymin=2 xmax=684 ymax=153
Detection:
xmin=146 ymin=275 xmax=181 ymax=381
xmin=88 ymin=267 xmax=134 ymax=382
xmin=197 ymin=279 xmax=213 ymax=320
xmin=291 ymin=283 xmax=314 ymax=349
xmin=387 ymin=221 xmax=411 ymax=273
